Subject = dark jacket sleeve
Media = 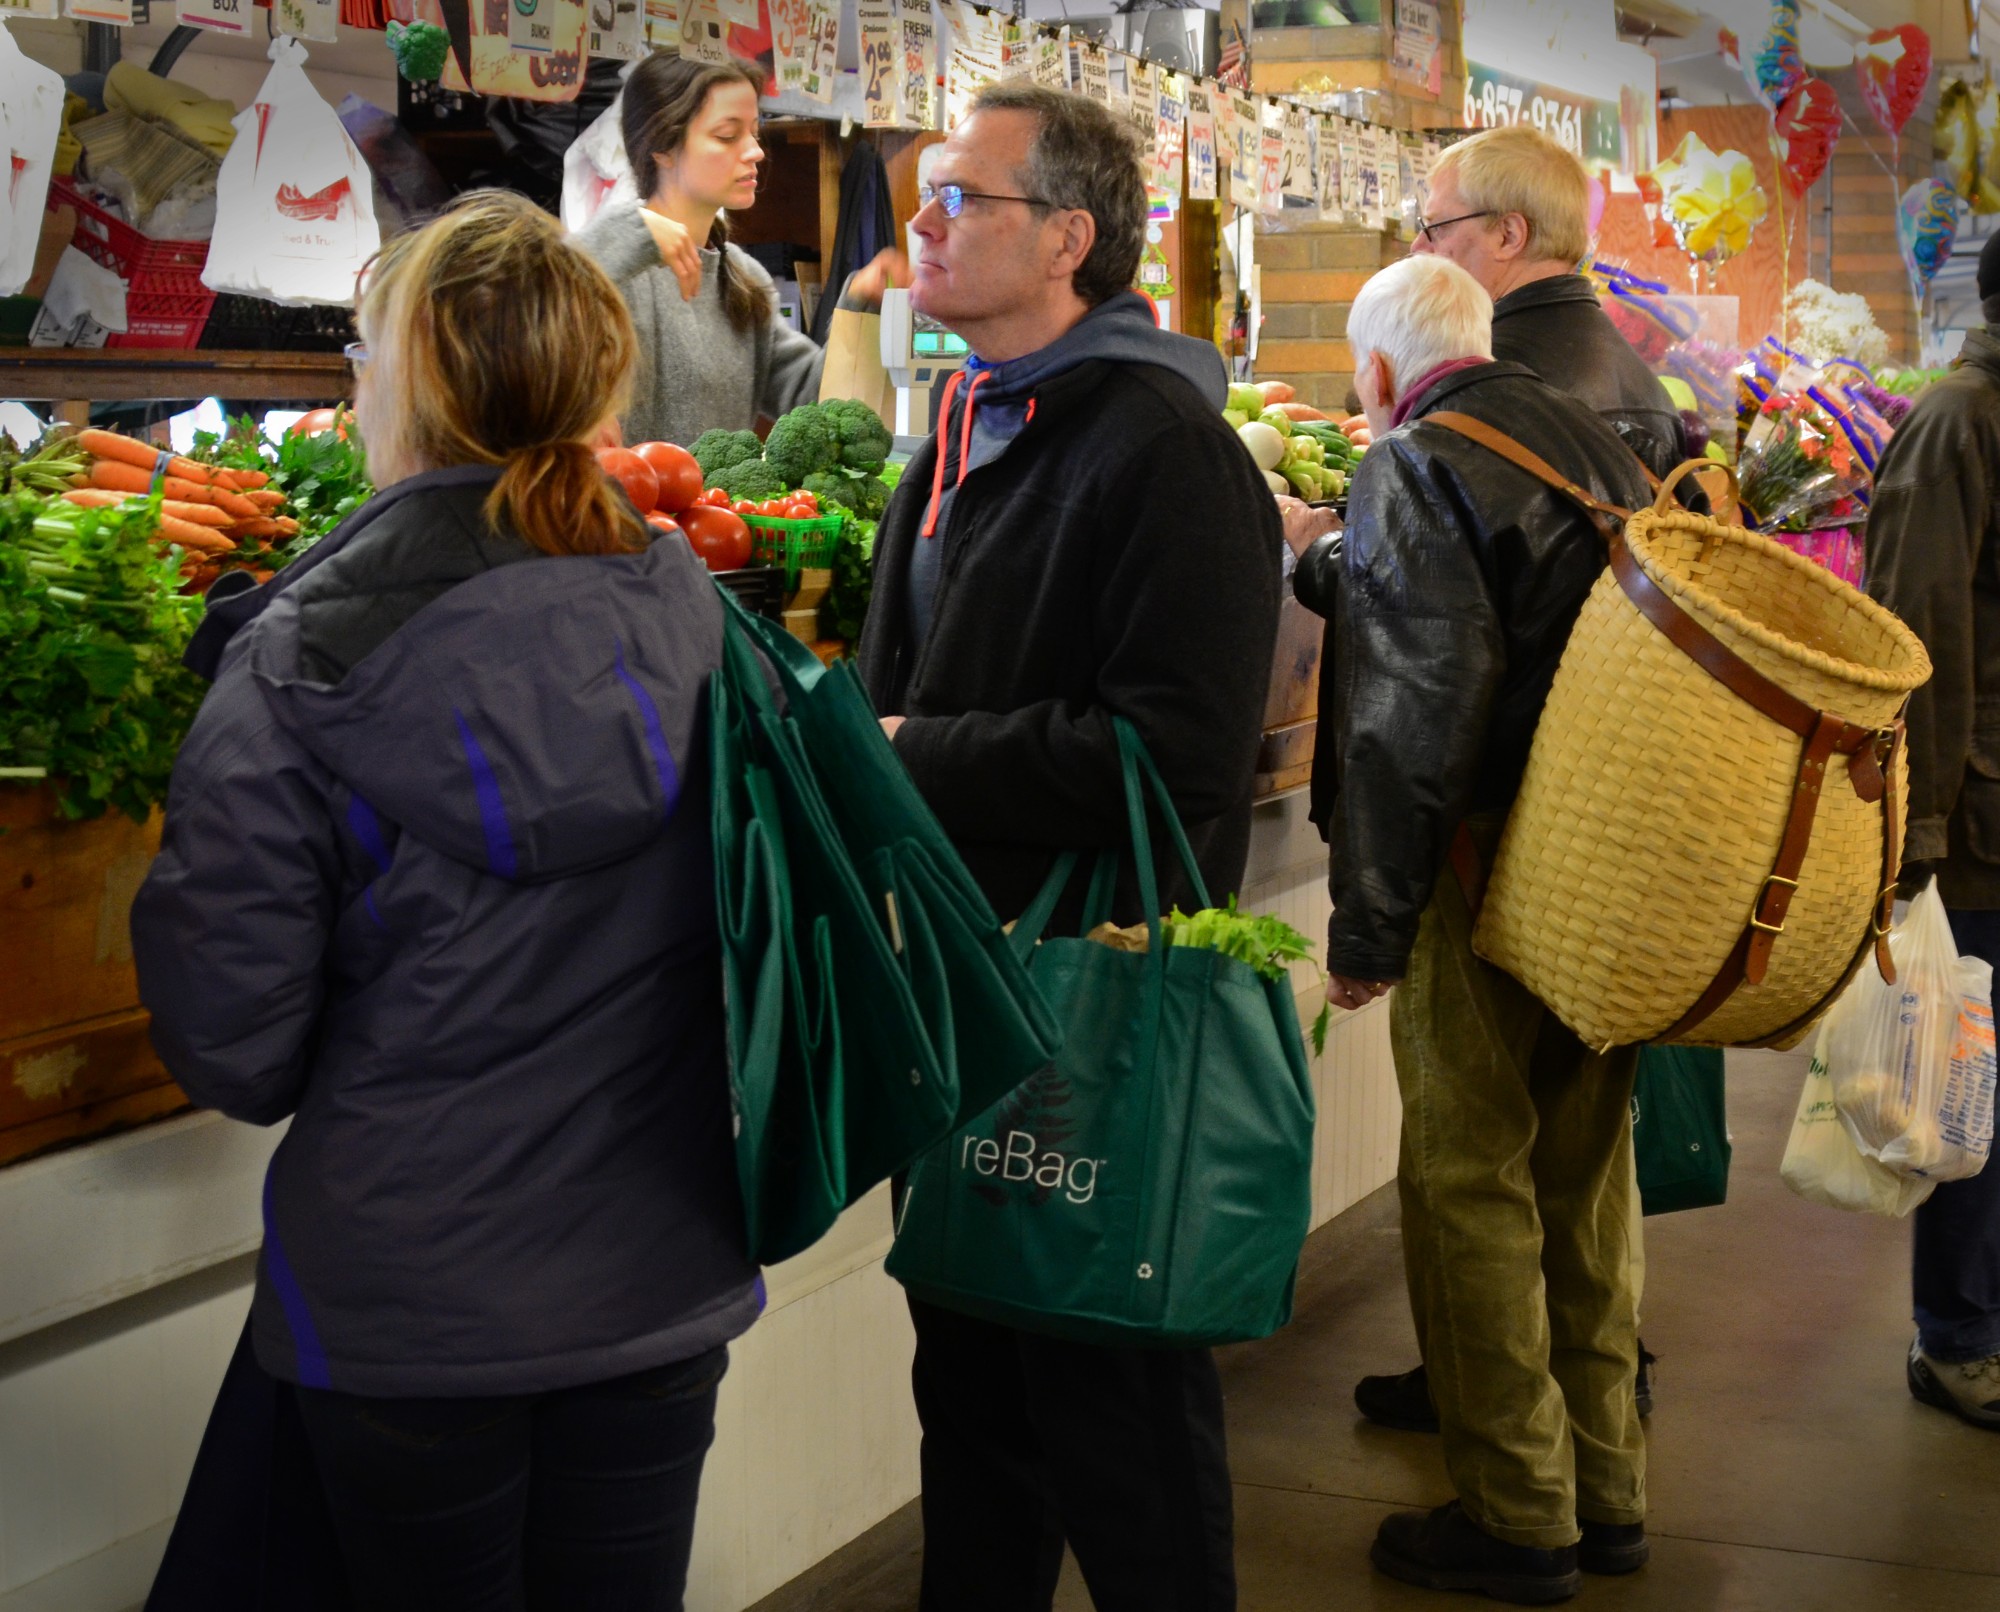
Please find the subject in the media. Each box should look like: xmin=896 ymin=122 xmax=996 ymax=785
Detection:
xmin=1325 ymin=442 xmax=1504 ymax=979
xmin=1293 ymin=530 xmax=1341 ymax=618
xmin=131 ymin=668 xmax=341 ymax=1125
xmin=892 ymin=415 xmax=1281 ymax=847
xmin=1866 ymin=389 xmax=1997 ymax=866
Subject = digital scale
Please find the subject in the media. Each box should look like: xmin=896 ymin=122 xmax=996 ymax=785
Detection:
xmin=879 ymin=285 xmax=969 ymax=440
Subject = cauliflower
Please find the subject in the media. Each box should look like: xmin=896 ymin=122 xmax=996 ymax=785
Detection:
xmin=820 ymin=398 xmax=893 ymax=473
xmin=709 ymin=457 xmax=790 ymax=503
xmin=691 ymin=429 xmax=763 ymax=479
xmin=762 ymin=405 xmax=840 ymax=485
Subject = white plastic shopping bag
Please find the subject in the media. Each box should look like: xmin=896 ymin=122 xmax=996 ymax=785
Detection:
xmin=0 ymin=19 xmax=65 ymax=297
xmin=1819 ymin=883 xmax=1997 ymax=1181
xmin=1781 ymin=1025 xmax=1937 ymax=1217
xmin=560 ymin=94 xmax=637 ymax=235
xmin=202 ymin=36 xmax=381 ymax=308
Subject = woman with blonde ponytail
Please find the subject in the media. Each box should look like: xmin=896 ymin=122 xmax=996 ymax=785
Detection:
xmin=577 ymin=52 xmax=902 ymax=446
xmin=133 ymin=190 xmax=758 ymax=1611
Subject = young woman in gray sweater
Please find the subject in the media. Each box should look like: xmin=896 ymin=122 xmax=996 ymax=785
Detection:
xmin=576 ymin=55 xmax=900 ymax=447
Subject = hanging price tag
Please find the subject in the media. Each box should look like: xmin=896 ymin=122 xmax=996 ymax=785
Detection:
xmin=1185 ymin=85 xmax=1217 ymax=203
xmin=1078 ymin=43 xmax=1110 ymax=105
xmin=65 ymin=0 xmax=134 ymax=25
xmin=859 ymin=0 xmax=900 ymax=125
xmin=1228 ymin=93 xmax=1257 ymax=199
xmin=1316 ymin=114 xmax=1340 ymax=221
xmin=1280 ymin=102 xmax=1312 ymax=200
xmin=1032 ymin=27 xmax=1067 ymax=89
xmin=1338 ymin=119 xmax=1364 ymax=224
xmin=680 ymin=0 xmax=730 ymax=64
xmin=897 ymin=0 xmax=937 ymax=130
xmin=1357 ymin=125 xmax=1383 ymax=229
xmin=587 ymin=0 xmax=643 ymax=59
xmin=509 ymin=0 xmax=558 ymax=55
xmin=1106 ymin=51 xmax=1131 ymax=117
xmin=1127 ymin=55 xmax=1157 ymax=143
xmin=1258 ymin=101 xmax=1284 ymax=216
xmin=176 ymin=0 xmax=250 ymax=37
xmin=1153 ymin=70 xmax=1186 ymax=199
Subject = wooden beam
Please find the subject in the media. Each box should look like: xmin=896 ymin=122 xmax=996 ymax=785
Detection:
xmin=0 ymin=349 xmax=351 ymax=404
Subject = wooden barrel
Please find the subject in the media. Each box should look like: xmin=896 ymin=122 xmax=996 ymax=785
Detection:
xmin=0 ymin=786 xmax=189 ymax=1166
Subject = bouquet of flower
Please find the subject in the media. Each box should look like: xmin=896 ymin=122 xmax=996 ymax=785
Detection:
xmin=1737 ymin=391 xmax=1867 ymax=535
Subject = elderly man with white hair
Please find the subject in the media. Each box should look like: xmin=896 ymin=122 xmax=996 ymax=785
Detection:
xmin=1293 ymin=254 xmax=1652 ymax=1606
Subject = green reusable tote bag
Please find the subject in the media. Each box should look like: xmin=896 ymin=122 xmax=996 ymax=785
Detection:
xmin=886 ymin=718 xmax=1315 ymax=1347
xmin=1632 ymin=1045 xmax=1732 ymax=1215
xmin=710 ymin=585 xmax=1062 ymax=1265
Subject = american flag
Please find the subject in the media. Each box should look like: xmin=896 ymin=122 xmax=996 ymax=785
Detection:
xmin=1217 ymin=22 xmax=1247 ymax=92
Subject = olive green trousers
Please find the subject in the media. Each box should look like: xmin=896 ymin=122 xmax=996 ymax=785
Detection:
xmin=1389 ymin=834 xmax=1646 ymax=1550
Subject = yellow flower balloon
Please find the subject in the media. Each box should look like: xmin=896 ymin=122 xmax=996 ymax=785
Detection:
xmin=1647 ymin=132 xmax=1769 ymax=266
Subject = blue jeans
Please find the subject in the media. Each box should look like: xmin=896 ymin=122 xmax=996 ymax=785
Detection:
xmin=293 ymin=1347 xmax=727 ymax=1612
xmin=1916 ymin=910 xmax=2000 ymax=1362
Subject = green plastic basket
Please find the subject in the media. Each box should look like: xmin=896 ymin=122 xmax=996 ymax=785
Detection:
xmin=745 ymin=513 xmax=842 ymax=579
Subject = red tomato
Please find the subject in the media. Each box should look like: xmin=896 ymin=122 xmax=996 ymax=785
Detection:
xmin=597 ymin=448 xmax=659 ymax=514
xmin=645 ymin=511 xmax=685 ymax=538
xmin=680 ymin=505 xmax=753 ymax=572
xmin=794 ymin=489 xmax=817 ymax=507
xmin=708 ymin=489 xmax=730 ymax=506
xmin=632 ymin=442 xmax=702 ymax=513
xmin=732 ymin=500 xmax=757 ymax=516
xmin=750 ymin=499 xmax=780 ymax=516
xmin=783 ymin=499 xmax=816 ymax=519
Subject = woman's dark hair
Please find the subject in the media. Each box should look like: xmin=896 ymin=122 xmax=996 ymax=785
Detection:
xmin=622 ymin=53 xmax=773 ymax=334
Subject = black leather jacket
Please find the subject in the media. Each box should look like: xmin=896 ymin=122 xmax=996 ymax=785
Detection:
xmin=1493 ymin=274 xmax=1691 ymax=484
xmin=1294 ymin=362 xmax=1652 ymax=979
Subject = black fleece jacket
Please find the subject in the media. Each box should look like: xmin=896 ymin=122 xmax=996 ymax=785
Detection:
xmin=858 ymin=355 xmax=1282 ymax=927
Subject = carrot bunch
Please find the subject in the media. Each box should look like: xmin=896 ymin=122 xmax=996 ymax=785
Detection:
xmin=59 ymin=430 xmax=300 ymax=583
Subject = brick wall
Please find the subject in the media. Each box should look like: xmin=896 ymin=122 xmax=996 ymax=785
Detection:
xmin=1827 ymin=76 xmax=1938 ymax=366
xmin=1254 ymin=224 xmax=1405 ymax=410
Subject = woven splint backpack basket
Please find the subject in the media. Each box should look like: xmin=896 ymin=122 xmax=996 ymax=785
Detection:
xmin=1430 ymin=414 xmax=1931 ymax=1051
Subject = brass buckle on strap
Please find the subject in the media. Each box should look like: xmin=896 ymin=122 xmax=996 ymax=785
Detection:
xmin=1750 ymin=874 xmax=1801 ymax=936
xmin=1872 ymin=883 xmax=1899 ymax=939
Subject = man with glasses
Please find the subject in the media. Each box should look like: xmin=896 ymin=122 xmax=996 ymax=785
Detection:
xmin=858 ymin=81 xmax=1281 ymax=1612
xmin=1411 ymin=125 xmax=1690 ymax=484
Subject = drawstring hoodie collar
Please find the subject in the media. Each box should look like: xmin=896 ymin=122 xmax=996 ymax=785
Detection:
xmin=916 ymin=290 xmax=1229 ymax=541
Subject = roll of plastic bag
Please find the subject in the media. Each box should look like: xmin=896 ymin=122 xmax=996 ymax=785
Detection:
xmin=0 ymin=21 xmax=64 ymax=297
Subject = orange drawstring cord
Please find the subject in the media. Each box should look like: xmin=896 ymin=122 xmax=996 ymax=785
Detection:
xmin=921 ymin=369 xmax=967 ymax=539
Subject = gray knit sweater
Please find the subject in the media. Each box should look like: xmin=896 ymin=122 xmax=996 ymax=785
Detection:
xmin=575 ymin=203 xmax=825 ymax=447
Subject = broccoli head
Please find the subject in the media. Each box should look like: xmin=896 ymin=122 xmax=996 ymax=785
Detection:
xmin=802 ymin=469 xmax=892 ymax=520
xmin=821 ymin=398 xmax=893 ymax=472
xmin=691 ymin=429 xmax=763 ymax=479
xmin=709 ymin=457 xmax=790 ymax=503
xmin=762 ymin=405 xmax=840 ymax=485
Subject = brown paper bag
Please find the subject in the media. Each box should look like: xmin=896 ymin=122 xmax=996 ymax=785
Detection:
xmin=818 ymin=304 xmax=898 ymax=422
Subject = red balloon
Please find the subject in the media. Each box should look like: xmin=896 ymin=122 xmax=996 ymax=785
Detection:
xmin=1773 ymin=78 xmax=1840 ymax=195
xmin=1856 ymin=25 xmax=1932 ymax=145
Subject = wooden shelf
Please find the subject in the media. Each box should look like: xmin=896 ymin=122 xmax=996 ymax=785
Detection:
xmin=0 ymin=348 xmax=350 ymax=403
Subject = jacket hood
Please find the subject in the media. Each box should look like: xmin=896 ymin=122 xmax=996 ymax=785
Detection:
xmin=243 ymin=539 xmax=713 ymax=884
xmin=1964 ymin=324 xmax=2000 ymax=376
xmin=963 ymin=290 xmax=1228 ymax=406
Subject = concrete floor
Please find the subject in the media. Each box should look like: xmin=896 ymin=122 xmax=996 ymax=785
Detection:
xmin=751 ymin=1050 xmax=2000 ymax=1611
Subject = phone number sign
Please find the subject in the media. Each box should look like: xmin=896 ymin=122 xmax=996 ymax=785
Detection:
xmin=1461 ymin=63 xmax=1624 ymax=172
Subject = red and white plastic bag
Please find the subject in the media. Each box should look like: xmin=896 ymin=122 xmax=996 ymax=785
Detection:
xmin=1 ymin=20 xmax=64 ymax=298
xmin=202 ymin=37 xmax=381 ymax=308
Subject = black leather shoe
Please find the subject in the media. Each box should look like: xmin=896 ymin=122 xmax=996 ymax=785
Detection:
xmin=1355 ymin=1363 xmax=1440 ymax=1432
xmin=1371 ymin=1502 xmax=1581 ymax=1604
xmin=1578 ymin=1520 xmax=1649 ymax=1574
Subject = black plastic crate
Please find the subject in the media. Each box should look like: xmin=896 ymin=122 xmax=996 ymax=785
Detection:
xmin=199 ymin=295 xmax=357 ymax=354
xmin=715 ymin=564 xmax=785 ymax=621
